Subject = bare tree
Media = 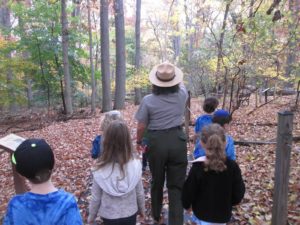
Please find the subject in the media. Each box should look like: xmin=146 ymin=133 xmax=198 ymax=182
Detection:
xmin=61 ymin=0 xmax=73 ymax=115
xmin=0 ymin=0 xmax=17 ymax=112
xmin=148 ymin=16 xmax=164 ymax=61
xmin=100 ymin=0 xmax=112 ymax=112
xmin=134 ymin=0 xmax=142 ymax=105
xmin=284 ymin=0 xmax=298 ymax=87
xmin=87 ymin=0 xmax=96 ymax=113
xmin=113 ymin=0 xmax=126 ymax=109
xmin=215 ymin=0 xmax=232 ymax=92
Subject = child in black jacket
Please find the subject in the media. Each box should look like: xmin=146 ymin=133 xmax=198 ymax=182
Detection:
xmin=182 ymin=124 xmax=245 ymax=225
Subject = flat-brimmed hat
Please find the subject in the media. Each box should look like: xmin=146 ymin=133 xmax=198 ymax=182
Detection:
xmin=12 ymin=139 xmax=54 ymax=180
xmin=149 ymin=62 xmax=183 ymax=87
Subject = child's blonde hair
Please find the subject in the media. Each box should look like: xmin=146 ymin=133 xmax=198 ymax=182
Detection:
xmin=200 ymin=124 xmax=227 ymax=172
xmin=101 ymin=110 xmax=123 ymax=131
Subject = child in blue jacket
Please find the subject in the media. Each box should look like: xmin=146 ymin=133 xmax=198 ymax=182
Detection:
xmin=4 ymin=139 xmax=83 ymax=225
xmin=91 ymin=110 xmax=123 ymax=159
xmin=193 ymin=97 xmax=219 ymax=159
xmin=194 ymin=109 xmax=236 ymax=161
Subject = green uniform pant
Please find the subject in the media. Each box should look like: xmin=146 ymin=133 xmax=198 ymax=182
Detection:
xmin=147 ymin=127 xmax=187 ymax=225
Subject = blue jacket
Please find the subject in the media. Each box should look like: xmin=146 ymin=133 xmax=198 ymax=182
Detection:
xmin=193 ymin=134 xmax=236 ymax=161
xmin=193 ymin=115 xmax=213 ymax=160
xmin=91 ymin=135 xmax=102 ymax=159
xmin=4 ymin=190 xmax=83 ymax=225
xmin=194 ymin=115 xmax=213 ymax=134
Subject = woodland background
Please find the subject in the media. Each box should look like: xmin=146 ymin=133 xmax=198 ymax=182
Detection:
xmin=0 ymin=0 xmax=299 ymax=224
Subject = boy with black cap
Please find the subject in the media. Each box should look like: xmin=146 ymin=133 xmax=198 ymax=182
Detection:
xmin=3 ymin=139 xmax=83 ymax=225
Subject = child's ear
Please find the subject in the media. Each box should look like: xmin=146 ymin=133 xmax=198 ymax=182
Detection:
xmin=223 ymin=123 xmax=229 ymax=131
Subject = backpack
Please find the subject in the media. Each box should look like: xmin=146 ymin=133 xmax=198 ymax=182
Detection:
xmin=91 ymin=135 xmax=101 ymax=159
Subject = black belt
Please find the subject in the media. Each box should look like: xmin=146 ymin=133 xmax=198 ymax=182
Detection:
xmin=148 ymin=125 xmax=182 ymax=132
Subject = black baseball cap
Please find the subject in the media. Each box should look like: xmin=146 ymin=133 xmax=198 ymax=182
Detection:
xmin=12 ymin=139 xmax=55 ymax=180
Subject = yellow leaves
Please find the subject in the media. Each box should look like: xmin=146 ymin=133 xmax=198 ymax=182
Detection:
xmin=263 ymin=67 xmax=278 ymax=78
xmin=0 ymin=37 xmax=9 ymax=49
xmin=126 ymin=69 xmax=149 ymax=91
xmin=206 ymin=57 xmax=232 ymax=72
xmin=48 ymin=0 xmax=58 ymax=4
xmin=206 ymin=58 xmax=218 ymax=72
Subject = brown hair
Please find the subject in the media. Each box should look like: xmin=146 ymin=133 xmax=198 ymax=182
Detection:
xmin=203 ymin=97 xmax=219 ymax=113
xmin=200 ymin=124 xmax=227 ymax=172
xmin=152 ymin=84 xmax=179 ymax=95
xmin=95 ymin=121 xmax=133 ymax=177
xmin=29 ymin=170 xmax=52 ymax=184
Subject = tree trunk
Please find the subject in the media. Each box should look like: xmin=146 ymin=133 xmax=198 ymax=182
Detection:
xmin=93 ymin=13 xmax=100 ymax=101
xmin=72 ymin=0 xmax=82 ymax=49
xmin=184 ymin=0 xmax=190 ymax=61
xmin=61 ymin=0 xmax=73 ymax=115
xmin=19 ymin=13 xmax=33 ymax=109
xmin=72 ymin=0 xmax=81 ymax=17
xmin=184 ymin=0 xmax=194 ymax=62
xmin=172 ymin=0 xmax=180 ymax=61
xmin=295 ymin=80 xmax=300 ymax=107
xmin=87 ymin=0 xmax=96 ymax=113
xmin=0 ymin=0 xmax=17 ymax=112
xmin=36 ymin=40 xmax=51 ymax=110
xmin=100 ymin=0 xmax=112 ymax=112
xmin=134 ymin=0 xmax=142 ymax=105
xmin=284 ymin=0 xmax=297 ymax=88
xmin=26 ymin=78 xmax=33 ymax=109
xmin=215 ymin=0 xmax=232 ymax=92
xmin=113 ymin=0 xmax=126 ymax=109
xmin=222 ymin=66 xmax=229 ymax=109
xmin=148 ymin=17 xmax=164 ymax=62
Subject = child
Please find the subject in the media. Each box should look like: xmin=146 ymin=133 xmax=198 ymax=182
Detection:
xmin=212 ymin=109 xmax=236 ymax=161
xmin=182 ymin=124 xmax=245 ymax=225
xmin=4 ymin=139 xmax=83 ymax=225
xmin=91 ymin=110 xmax=122 ymax=159
xmin=193 ymin=97 xmax=219 ymax=159
xmin=88 ymin=121 xmax=145 ymax=225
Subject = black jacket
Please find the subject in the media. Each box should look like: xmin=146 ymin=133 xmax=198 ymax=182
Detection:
xmin=182 ymin=159 xmax=245 ymax=223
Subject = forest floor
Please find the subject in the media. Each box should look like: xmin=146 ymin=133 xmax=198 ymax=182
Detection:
xmin=0 ymin=95 xmax=299 ymax=225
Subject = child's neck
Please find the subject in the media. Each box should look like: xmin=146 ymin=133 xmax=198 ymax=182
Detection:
xmin=30 ymin=179 xmax=58 ymax=195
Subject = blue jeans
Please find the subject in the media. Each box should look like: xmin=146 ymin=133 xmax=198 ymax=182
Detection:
xmin=102 ymin=213 xmax=136 ymax=225
xmin=191 ymin=213 xmax=226 ymax=225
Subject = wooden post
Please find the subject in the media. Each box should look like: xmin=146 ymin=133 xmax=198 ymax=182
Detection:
xmin=271 ymin=111 xmax=293 ymax=225
xmin=0 ymin=134 xmax=27 ymax=194
xmin=185 ymin=91 xmax=191 ymax=141
xmin=259 ymin=88 xmax=262 ymax=103
xmin=255 ymin=89 xmax=258 ymax=108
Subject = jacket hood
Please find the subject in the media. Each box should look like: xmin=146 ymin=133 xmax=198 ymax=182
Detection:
xmin=93 ymin=158 xmax=142 ymax=196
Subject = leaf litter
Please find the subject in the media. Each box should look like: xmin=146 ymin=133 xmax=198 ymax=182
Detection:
xmin=0 ymin=97 xmax=299 ymax=224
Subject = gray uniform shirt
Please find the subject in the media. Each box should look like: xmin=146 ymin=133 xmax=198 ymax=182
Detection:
xmin=135 ymin=84 xmax=188 ymax=130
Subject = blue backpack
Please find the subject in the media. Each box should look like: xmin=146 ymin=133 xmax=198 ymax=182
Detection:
xmin=91 ymin=135 xmax=102 ymax=159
